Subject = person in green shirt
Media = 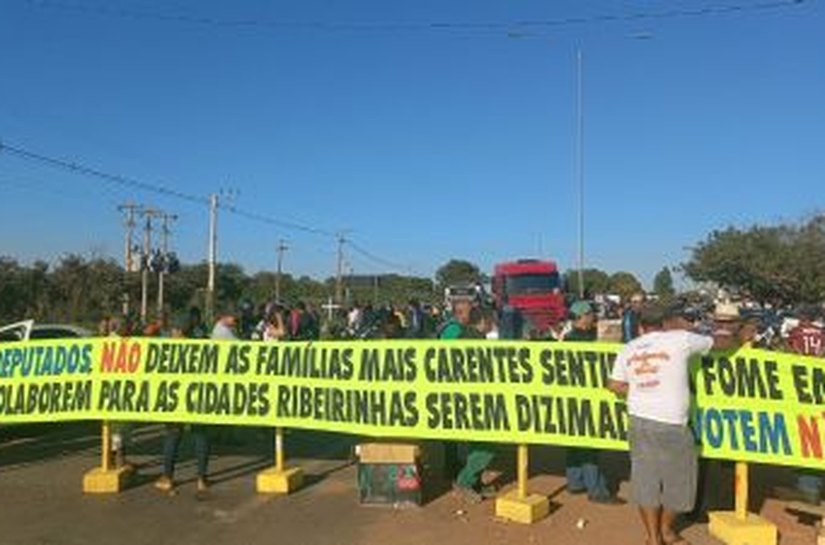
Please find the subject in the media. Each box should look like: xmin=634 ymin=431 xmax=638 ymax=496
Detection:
xmin=439 ymin=292 xmax=497 ymax=503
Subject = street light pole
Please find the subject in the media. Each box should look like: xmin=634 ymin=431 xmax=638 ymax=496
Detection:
xmin=575 ymin=48 xmax=585 ymax=300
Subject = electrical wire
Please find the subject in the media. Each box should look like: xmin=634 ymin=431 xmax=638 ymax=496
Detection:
xmin=20 ymin=0 xmax=809 ymax=37
xmin=0 ymin=140 xmax=413 ymax=275
xmin=221 ymin=203 xmax=334 ymax=237
xmin=0 ymin=141 xmax=209 ymax=205
xmin=347 ymin=239 xmax=415 ymax=275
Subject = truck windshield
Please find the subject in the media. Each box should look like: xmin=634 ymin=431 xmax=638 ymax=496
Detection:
xmin=505 ymin=273 xmax=560 ymax=295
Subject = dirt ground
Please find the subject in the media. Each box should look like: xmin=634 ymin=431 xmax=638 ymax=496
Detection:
xmin=0 ymin=423 xmax=820 ymax=545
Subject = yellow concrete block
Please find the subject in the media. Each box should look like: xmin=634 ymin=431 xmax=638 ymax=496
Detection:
xmin=708 ymin=511 xmax=777 ymax=545
xmin=495 ymin=490 xmax=550 ymax=524
xmin=82 ymin=466 xmax=133 ymax=494
xmin=256 ymin=466 xmax=304 ymax=494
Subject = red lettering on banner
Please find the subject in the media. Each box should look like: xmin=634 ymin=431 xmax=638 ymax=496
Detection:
xmin=797 ymin=414 xmax=823 ymax=459
xmin=100 ymin=341 xmax=142 ymax=373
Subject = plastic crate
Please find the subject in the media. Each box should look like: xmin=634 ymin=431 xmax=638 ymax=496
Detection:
xmin=357 ymin=462 xmax=422 ymax=507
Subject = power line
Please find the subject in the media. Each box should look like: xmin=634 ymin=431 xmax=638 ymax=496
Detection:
xmin=347 ymin=239 xmax=415 ymax=275
xmin=221 ymin=204 xmax=334 ymax=237
xmin=0 ymin=140 xmax=330 ymax=235
xmin=0 ymin=141 xmax=209 ymax=205
xmin=20 ymin=0 xmax=809 ymax=36
xmin=0 ymin=140 xmax=415 ymax=276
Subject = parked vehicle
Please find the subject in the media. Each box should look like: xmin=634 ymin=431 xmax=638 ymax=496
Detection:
xmin=0 ymin=320 xmax=91 ymax=342
xmin=491 ymin=259 xmax=567 ymax=333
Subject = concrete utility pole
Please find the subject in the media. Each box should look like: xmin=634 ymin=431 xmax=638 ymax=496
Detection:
xmin=335 ymin=232 xmax=346 ymax=305
xmin=117 ymin=202 xmax=142 ymax=315
xmin=275 ymin=239 xmax=288 ymax=301
xmin=139 ymin=208 xmax=162 ymax=324
xmin=207 ymin=193 xmax=218 ymax=323
xmin=157 ymin=213 xmax=178 ymax=316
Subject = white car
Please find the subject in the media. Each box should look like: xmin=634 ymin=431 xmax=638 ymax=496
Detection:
xmin=0 ymin=320 xmax=91 ymax=342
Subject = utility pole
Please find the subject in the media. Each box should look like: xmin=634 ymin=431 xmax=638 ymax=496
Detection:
xmin=335 ymin=232 xmax=346 ymax=305
xmin=207 ymin=193 xmax=218 ymax=323
xmin=575 ymin=48 xmax=586 ymax=299
xmin=117 ymin=202 xmax=142 ymax=316
xmin=275 ymin=239 xmax=288 ymax=301
xmin=157 ymin=213 xmax=177 ymax=316
xmin=139 ymin=208 xmax=161 ymax=324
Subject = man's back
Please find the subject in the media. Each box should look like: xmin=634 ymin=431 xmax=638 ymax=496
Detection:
xmin=612 ymin=330 xmax=712 ymax=425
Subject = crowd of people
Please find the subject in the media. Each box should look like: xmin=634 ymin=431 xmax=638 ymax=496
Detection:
xmin=434 ymin=289 xmax=824 ymax=545
xmin=95 ymin=289 xmax=824 ymax=542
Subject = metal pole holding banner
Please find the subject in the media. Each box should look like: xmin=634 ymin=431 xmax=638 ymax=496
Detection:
xmin=101 ymin=421 xmax=111 ymax=472
xmin=495 ymin=444 xmax=549 ymax=524
xmin=709 ymin=461 xmax=776 ymax=545
xmin=517 ymin=444 xmax=528 ymax=500
xmin=735 ymin=461 xmax=748 ymax=520
xmin=82 ymin=421 xmax=132 ymax=494
xmin=275 ymin=427 xmax=285 ymax=473
xmin=257 ymin=427 xmax=303 ymax=494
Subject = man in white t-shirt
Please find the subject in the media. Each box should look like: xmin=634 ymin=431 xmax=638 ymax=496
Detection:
xmin=608 ymin=304 xmax=722 ymax=545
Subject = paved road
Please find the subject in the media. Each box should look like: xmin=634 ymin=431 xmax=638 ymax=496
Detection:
xmin=0 ymin=423 xmax=818 ymax=545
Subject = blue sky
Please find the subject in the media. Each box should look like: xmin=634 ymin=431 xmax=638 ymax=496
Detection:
xmin=0 ymin=0 xmax=823 ymax=287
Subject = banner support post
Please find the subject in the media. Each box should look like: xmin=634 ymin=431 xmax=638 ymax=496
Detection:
xmin=82 ymin=420 xmax=133 ymax=494
xmin=276 ymin=427 xmax=285 ymax=472
xmin=709 ymin=461 xmax=776 ymax=545
xmin=256 ymin=427 xmax=304 ymax=494
xmin=735 ymin=461 xmax=748 ymax=520
xmin=494 ymin=444 xmax=549 ymax=524
xmin=517 ymin=444 xmax=528 ymax=499
xmin=101 ymin=421 xmax=111 ymax=472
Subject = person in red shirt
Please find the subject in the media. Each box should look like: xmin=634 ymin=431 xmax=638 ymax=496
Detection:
xmin=776 ymin=305 xmax=825 ymax=505
xmin=786 ymin=306 xmax=824 ymax=357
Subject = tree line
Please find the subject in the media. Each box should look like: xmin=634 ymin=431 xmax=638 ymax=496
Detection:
xmin=683 ymin=214 xmax=825 ymax=305
xmin=4 ymin=212 xmax=819 ymax=328
xmin=0 ymin=255 xmax=437 ymax=327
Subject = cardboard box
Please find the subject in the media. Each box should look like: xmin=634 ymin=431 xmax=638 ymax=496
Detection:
xmin=357 ymin=442 xmax=420 ymax=464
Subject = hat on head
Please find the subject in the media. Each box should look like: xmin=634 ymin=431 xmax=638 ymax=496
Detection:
xmin=570 ymin=301 xmax=594 ymax=318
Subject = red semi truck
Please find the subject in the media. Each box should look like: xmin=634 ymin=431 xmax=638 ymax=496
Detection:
xmin=491 ymin=259 xmax=567 ymax=332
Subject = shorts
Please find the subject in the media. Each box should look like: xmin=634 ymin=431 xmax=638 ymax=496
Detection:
xmin=628 ymin=415 xmax=697 ymax=512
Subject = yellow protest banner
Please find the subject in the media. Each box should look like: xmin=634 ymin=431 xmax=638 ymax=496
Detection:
xmin=0 ymin=338 xmax=823 ymax=469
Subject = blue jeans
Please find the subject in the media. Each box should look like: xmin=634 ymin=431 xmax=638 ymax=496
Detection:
xmin=163 ymin=424 xmax=209 ymax=478
xmin=566 ymin=447 xmax=610 ymax=499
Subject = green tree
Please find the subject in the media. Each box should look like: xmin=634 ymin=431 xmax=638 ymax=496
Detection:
xmin=436 ymin=259 xmax=481 ymax=288
xmin=564 ymin=268 xmax=610 ymax=297
xmin=653 ymin=267 xmax=675 ymax=299
xmin=608 ymin=271 xmax=643 ymax=300
xmin=0 ymin=257 xmax=27 ymax=322
xmin=683 ymin=215 xmax=825 ymax=304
